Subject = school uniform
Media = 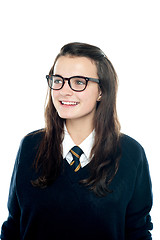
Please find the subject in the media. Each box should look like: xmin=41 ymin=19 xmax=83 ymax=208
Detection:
xmin=0 ymin=129 xmax=153 ymax=239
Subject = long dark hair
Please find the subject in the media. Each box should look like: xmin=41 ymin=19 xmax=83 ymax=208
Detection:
xmin=32 ymin=42 xmax=121 ymax=196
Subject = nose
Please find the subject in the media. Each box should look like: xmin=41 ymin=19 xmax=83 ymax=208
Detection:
xmin=59 ymin=80 xmax=73 ymax=96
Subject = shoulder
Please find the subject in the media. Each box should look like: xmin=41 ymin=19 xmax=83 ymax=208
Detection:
xmin=120 ymin=133 xmax=143 ymax=152
xmin=23 ymin=129 xmax=45 ymax=142
xmin=119 ymin=133 xmax=146 ymax=169
xmin=19 ymin=129 xmax=45 ymax=152
xmin=15 ymin=129 xmax=45 ymax=167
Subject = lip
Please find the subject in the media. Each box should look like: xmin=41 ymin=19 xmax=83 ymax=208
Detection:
xmin=60 ymin=101 xmax=79 ymax=106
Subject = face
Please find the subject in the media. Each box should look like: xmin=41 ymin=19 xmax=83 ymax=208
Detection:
xmin=51 ymin=56 xmax=101 ymax=125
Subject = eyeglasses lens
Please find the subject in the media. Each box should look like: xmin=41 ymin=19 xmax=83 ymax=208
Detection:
xmin=49 ymin=76 xmax=86 ymax=91
xmin=71 ymin=77 xmax=86 ymax=91
xmin=51 ymin=76 xmax=63 ymax=90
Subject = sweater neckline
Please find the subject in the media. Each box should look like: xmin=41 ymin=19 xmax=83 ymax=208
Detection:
xmin=61 ymin=158 xmax=90 ymax=183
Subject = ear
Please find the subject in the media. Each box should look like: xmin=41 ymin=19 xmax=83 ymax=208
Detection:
xmin=97 ymin=91 xmax=102 ymax=101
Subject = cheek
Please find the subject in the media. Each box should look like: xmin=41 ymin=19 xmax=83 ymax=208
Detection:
xmin=51 ymin=91 xmax=58 ymax=104
xmin=87 ymin=87 xmax=99 ymax=100
xmin=80 ymin=90 xmax=99 ymax=107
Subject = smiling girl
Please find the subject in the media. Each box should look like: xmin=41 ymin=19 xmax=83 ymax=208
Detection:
xmin=1 ymin=42 xmax=153 ymax=240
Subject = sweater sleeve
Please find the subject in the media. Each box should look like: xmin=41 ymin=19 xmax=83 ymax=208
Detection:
xmin=125 ymin=148 xmax=153 ymax=239
xmin=0 ymin=144 xmax=22 ymax=240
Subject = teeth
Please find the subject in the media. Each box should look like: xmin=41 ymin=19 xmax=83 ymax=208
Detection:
xmin=61 ymin=101 xmax=77 ymax=105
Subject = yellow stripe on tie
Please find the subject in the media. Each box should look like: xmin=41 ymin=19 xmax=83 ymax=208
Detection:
xmin=70 ymin=160 xmax=75 ymax=166
xmin=70 ymin=149 xmax=80 ymax=159
xmin=74 ymin=163 xmax=81 ymax=172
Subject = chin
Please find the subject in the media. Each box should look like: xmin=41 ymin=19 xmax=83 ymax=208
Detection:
xmin=58 ymin=113 xmax=73 ymax=120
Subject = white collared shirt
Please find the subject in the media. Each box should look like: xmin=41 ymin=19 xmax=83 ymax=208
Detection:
xmin=62 ymin=125 xmax=95 ymax=168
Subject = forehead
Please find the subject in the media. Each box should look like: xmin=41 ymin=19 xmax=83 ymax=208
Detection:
xmin=54 ymin=56 xmax=98 ymax=78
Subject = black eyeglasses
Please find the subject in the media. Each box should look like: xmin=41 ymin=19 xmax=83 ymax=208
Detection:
xmin=46 ymin=74 xmax=100 ymax=92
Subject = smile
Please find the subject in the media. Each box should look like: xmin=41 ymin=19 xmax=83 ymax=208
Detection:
xmin=60 ymin=101 xmax=79 ymax=106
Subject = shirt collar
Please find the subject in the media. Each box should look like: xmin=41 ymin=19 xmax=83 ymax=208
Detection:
xmin=62 ymin=125 xmax=95 ymax=160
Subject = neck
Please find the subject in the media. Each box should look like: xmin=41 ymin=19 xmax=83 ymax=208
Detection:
xmin=66 ymin=119 xmax=94 ymax=145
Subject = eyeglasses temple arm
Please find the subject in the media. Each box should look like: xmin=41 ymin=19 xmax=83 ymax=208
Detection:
xmin=89 ymin=78 xmax=100 ymax=83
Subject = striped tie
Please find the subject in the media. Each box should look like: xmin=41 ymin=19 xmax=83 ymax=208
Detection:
xmin=69 ymin=146 xmax=83 ymax=172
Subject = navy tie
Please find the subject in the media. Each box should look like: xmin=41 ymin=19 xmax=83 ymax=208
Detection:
xmin=69 ymin=146 xmax=83 ymax=172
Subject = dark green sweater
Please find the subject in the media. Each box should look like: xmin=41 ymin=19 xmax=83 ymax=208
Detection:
xmin=1 ymin=131 xmax=153 ymax=239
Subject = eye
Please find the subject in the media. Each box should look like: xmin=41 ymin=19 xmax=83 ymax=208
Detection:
xmin=53 ymin=76 xmax=63 ymax=84
xmin=76 ymin=80 xmax=85 ymax=85
xmin=73 ymin=78 xmax=86 ymax=85
xmin=54 ymin=79 xmax=63 ymax=84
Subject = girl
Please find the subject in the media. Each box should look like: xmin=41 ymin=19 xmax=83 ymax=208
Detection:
xmin=1 ymin=42 xmax=153 ymax=239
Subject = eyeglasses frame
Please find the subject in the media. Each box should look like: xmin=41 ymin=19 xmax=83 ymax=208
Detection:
xmin=46 ymin=74 xmax=100 ymax=92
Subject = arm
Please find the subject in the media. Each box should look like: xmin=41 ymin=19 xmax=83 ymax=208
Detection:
xmin=1 ymin=145 xmax=21 ymax=240
xmin=125 ymin=148 xmax=153 ymax=239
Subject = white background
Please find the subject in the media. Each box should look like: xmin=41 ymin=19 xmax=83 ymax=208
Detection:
xmin=0 ymin=0 xmax=159 ymax=238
